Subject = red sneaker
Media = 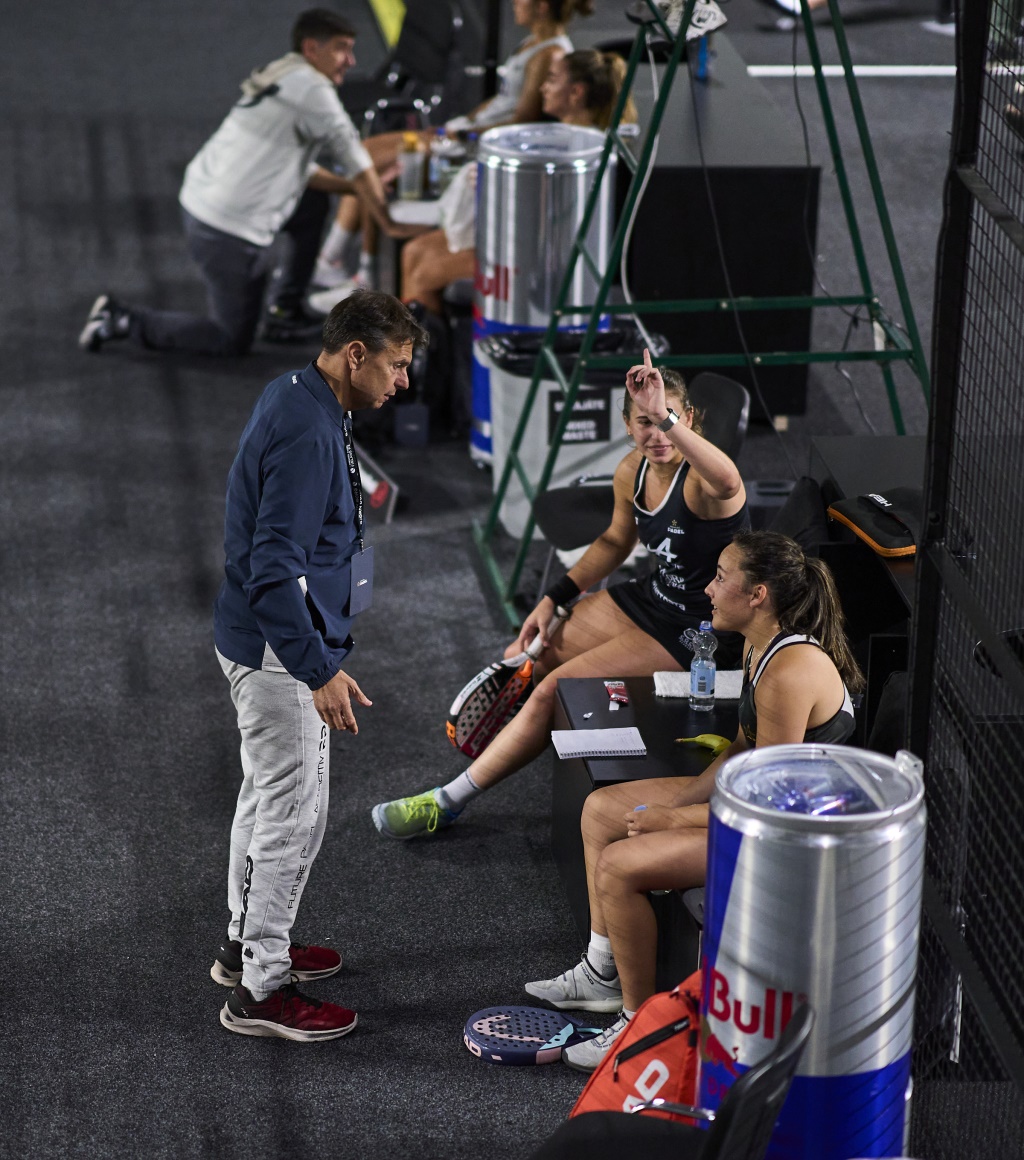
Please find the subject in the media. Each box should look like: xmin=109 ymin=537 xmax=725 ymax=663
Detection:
xmin=210 ymin=940 xmax=342 ymax=986
xmin=220 ymin=982 xmax=358 ymax=1041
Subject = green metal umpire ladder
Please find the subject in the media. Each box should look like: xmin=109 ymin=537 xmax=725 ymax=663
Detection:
xmin=474 ymin=0 xmax=931 ymax=627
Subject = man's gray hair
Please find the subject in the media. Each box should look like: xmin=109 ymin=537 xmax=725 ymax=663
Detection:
xmin=321 ymin=290 xmax=428 ymax=355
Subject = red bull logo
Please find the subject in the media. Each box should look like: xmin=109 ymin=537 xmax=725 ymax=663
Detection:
xmin=702 ymin=962 xmax=805 ymax=1050
xmin=475 ymin=263 xmax=513 ymax=303
xmin=699 ymin=1016 xmax=741 ymax=1078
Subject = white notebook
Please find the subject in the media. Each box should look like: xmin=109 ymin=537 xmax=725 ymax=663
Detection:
xmin=551 ymin=727 xmax=647 ymax=760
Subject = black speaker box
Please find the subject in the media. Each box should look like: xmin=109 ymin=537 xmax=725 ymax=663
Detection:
xmin=621 ymin=34 xmax=821 ymax=420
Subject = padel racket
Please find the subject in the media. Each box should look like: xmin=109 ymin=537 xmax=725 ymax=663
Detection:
xmin=446 ymin=610 xmax=568 ymax=758
xmin=463 ymin=1006 xmax=602 ymax=1065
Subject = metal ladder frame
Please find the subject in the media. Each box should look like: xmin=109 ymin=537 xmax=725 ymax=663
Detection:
xmin=474 ymin=0 xmax=931 ymax=626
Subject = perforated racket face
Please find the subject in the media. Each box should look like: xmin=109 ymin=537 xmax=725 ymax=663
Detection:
xmin=447 ymin=660 xmax=534 ymax=757
xmin=463 ymin=1006 xmax=602 ymax=1066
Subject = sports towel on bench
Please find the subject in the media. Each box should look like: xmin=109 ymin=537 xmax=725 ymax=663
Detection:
xmin=570 ymin=971 xmax=702 ymax=1123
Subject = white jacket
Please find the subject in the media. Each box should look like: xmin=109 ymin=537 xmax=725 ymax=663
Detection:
xmin=180 ymin=53 xmax=372 ymax=246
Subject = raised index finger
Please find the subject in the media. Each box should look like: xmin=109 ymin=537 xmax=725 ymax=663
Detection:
xmin=643 ymin=347 xmax=653 ymax=371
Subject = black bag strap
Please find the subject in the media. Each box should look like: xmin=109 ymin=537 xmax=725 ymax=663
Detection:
xmin=612 ymin=1016 xmax=692 ymax=1078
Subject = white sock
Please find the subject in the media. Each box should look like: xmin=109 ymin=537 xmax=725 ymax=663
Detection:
xmin=358 ymin=251 xmax=377 ymax=287
xmin=586 ymin=931 xmax=616 ymax=979
xmin=319 ymin=222 xmax=355 ymax=266
xmin=437 ymin=769 xmax=484 ymax=812
xmin=622 ymin=1008 xmax=635 ymax=1020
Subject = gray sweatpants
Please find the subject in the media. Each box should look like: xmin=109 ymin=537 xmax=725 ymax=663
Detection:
xmin=217 ymin=650 xmax=330 ymax=998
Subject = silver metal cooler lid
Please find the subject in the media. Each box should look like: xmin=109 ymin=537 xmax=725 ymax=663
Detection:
xmin=478 ymin=124 xmax=606 ymax=167
xmin=717 ymin=745 xmax=924 ymax=825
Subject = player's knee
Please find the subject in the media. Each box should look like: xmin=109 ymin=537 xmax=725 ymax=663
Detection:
xmin=594 ymin=843 xmax=631 ymax=899
xmin=528 ymin=670 xmax=558 ymax=709
xmin=582 ymin=784 xmax=623 ymax=834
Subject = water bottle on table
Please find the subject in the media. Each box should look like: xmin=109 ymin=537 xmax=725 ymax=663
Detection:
xmin=683 ymin=620 xmax=717 ymax=712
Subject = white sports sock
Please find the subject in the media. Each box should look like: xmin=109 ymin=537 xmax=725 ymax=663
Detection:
xmin=586 ymin=931 xmax=616 ymax=979
xmin=319 ymin=222 xmax=355 ymax=266
xmin=622 ymin=1008 xmax=635 ymax=1020
xmin=438 ymin=769 xmax=484 ymax=812
xmin=358 ymin=251 xmax=377 ymax=288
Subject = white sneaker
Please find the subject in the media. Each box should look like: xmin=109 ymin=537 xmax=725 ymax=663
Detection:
xmin=562 ymin=1012 xmax=631 ymax=1073
xmin=524 ymin=955 xmax=622 ymax=1013
xmin=308 ymin=280 xmax=363 ymax=315
xmin=312 ymin=257 xmax=355 ymax=290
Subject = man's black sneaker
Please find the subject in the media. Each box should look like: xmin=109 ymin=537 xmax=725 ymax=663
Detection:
xmin=78 ymin=294 xmax=132 ymax=351
xmin=261 ymin=302 xmax=327 ymax=344
xmin=220 ymin=982 xmax=357 ymax=1041
xmin=210 ymin=939 xmax=342 ymax=986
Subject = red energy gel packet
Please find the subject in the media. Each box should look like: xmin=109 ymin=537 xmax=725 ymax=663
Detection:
xmin=603 ymin=680 xmax=628 ymax=706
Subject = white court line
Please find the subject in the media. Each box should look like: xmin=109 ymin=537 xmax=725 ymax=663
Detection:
xmin=748 ymin=64 xmax=956 ymax=77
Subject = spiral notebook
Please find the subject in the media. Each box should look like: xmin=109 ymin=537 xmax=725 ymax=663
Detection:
xmin=551 ymin=727 xmax=647 ymax=760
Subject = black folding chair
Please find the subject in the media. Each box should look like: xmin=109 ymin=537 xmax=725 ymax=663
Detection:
xmin=529 ymin=1005 xmax=814 ymax=1160
xmin=342 ymin=0 xmax=467 ymax=133
xmin=687 ymin=372 xmax=750 ymax=463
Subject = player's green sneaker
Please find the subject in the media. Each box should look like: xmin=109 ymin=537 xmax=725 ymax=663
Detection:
xmin=371 ymin=788 xmax=461 ymax=839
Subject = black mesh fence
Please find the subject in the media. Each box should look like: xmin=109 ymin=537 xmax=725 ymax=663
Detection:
xmin=908 ymin=0 xmax=1024 ymax=1155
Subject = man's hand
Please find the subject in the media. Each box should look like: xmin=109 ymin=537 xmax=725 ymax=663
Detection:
xmin=312 ymin=668 xmax=372 ymax=733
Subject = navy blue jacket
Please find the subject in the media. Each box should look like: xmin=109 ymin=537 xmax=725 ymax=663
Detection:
xmin=214 ymin=363 xmax=360 ymax=688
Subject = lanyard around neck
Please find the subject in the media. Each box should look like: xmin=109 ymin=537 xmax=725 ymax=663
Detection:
xmin=313 ymin=361 xmax=365 ymax=549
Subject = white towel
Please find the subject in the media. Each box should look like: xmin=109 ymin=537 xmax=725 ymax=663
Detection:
xmin=654 ymin=670 xmax=743 ymax=700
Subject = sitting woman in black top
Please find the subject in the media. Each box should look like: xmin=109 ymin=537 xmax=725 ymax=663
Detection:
xmin=371 ymin=349 xmax=749 ymax=839
xmin=525 ymin=530 xmax=863 ymax=1073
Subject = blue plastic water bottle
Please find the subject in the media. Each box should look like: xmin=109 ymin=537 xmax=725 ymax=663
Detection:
xmin=687 ymin=620 xmax=718 ymax=712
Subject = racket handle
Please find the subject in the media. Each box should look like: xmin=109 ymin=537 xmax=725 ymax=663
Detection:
xmin=525 ymin=605 xmax=571 ymax=659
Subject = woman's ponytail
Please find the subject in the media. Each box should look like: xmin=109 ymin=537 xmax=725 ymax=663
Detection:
xmin=802 ymin=557 xmax=864 ymax=692
xmin=732 ymin=531 xmax=865 ymax=693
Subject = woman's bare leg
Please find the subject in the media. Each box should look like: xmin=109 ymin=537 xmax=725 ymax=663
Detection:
xmin=338 ymin=194 xmax=361 ymax=232
xmin=595 ymin=829 xmax=709 ymax=1010
xmin=465 ymin=592 xmax=668 ymax=787
xmin=581 ymin=777 xmax=694 ymax=936
xmin=401 ymin=229 xmax=474 ymax=313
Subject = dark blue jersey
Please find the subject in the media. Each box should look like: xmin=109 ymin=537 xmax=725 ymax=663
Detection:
xmin=631 ymin=458 xmax=749 ymax=623
xmin=608 ymin=458 xmax=750 ymax=668
xmin=738 ymin=633 xmax=855 ymax=747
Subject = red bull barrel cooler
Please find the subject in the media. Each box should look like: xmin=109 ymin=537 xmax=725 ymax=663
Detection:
xmin=700 ymin=744 xmax=926 ymax=1159
xmin=471 ymin=124 xmax=615 ymax=464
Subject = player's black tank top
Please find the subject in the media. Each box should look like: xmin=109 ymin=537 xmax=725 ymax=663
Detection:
xmin=738 ymin=632 xmax=855 ymax=746
xmin=631 ymin=457 xmax=750 ymax=624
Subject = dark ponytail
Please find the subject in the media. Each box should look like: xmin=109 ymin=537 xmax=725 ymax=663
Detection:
xmin=562 ymin=49 xmax=637 ymax=130
xmin=549 ymin=0 xmax=595 ymax=21
xmin=732 ymin=531 xmax=865 ymax=693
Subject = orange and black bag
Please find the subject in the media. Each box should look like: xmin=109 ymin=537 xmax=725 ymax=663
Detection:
xmin=570 ymin=970 xmax=702 ymax=1123
xmin=826 ymin=486 xmax=922 ymax=558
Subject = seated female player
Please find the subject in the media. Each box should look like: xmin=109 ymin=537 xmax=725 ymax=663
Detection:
xmin=371 ymin=349 xmax=750 ymax=839
xmin=312 ymin=0 xmax=590 ymax=293
xmin=398 ymin=46 xmax=635 ymax=315
xmin=526 ymin=529 xmax=863 ymax=1073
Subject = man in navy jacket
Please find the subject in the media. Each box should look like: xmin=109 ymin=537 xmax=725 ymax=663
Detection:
xmin=210 ymin=290 xmax=426 ymax=1040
